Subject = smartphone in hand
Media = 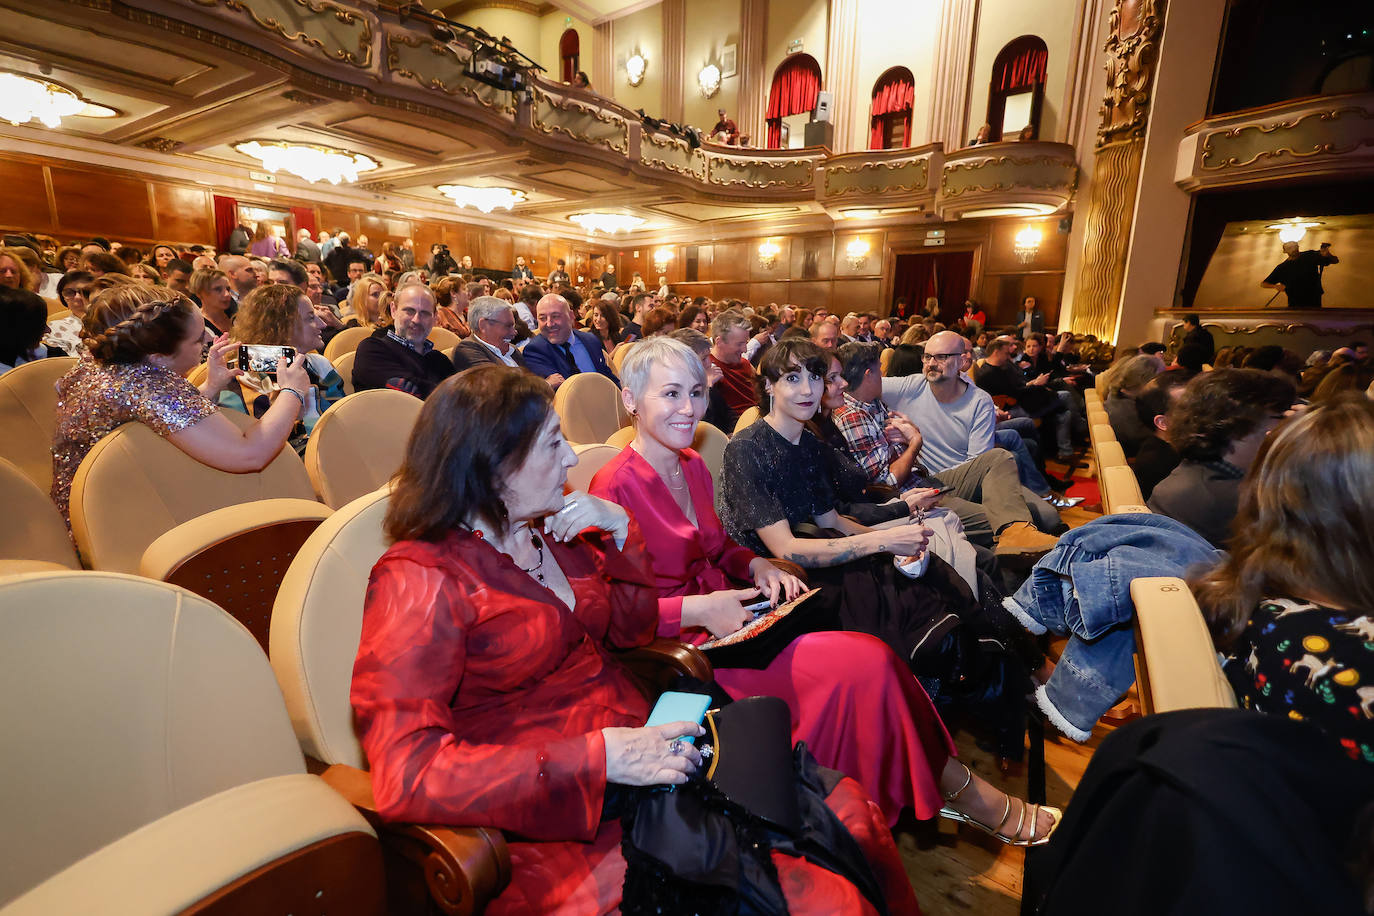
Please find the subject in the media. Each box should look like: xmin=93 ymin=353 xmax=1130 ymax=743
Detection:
xmin=645 ymin=691 xmax=711 ymax=745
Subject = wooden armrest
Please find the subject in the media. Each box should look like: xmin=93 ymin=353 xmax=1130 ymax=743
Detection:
xmin=865 ymin=483 xmax=900 ymax=501
xmin=320 ymin=763 xmax=511 ymax=916
xmin=616 ymin=637 xmax=712 ymax=685
xmin=767 ymin=558 xmax=807 ymax=583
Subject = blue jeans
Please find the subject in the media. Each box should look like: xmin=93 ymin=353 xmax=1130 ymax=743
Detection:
xmin=995 ymin=425 xmax=1050 ymax=495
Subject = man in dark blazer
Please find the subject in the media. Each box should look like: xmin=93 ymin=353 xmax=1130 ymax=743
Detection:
xmin=521 ymin=293 xmax=619 ymax=390
xmin=451 ymin=296 xmax=529 ymax=371
xmin=294 ymin=229 xmax=321 ymax=264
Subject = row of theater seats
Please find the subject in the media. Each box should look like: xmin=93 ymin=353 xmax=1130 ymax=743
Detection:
xmin=1082 ymin=386 xmax=1239 ymax=718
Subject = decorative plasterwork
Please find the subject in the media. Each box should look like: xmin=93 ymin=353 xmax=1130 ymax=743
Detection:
xmin=189 ymin=0 xmax=373 ymax=68
xmin=385 ymin=33 xmax=515 ymax=113
xmin=823 ymin=157 xmax=931 ymax=198
xmin=940 ymin=154 xmax=1077 ymax=197
xmin=1202 ymin=105 xmax=1374 ymax=169
xmin=706 ymin=154 xmax=815 ymax=190
xmin=531 ymin=88 xmax=629 ymax=154
xmin=136 ymin=136 xmax=183 ymax=152
xmin=640 ymin=131 xmax=707 ymax=180
xmin=282 ymin=89 xmax=325 ymax=104
xmin=1097 ymin=0 xmax=1164 ymax=147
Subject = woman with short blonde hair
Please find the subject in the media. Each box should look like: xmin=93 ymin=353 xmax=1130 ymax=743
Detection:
xmin=344 ymin=273 xmax=388 ymax=328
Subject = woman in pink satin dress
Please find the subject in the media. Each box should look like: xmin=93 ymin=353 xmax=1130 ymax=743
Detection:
xmin=590 ymin=337 xmax=1060 ymax=844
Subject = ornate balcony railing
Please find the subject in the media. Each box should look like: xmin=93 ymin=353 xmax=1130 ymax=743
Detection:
xmin=937 ymin=141 xmax=1078 ymax=219
xmin=1176 ymin=91 xmax=1374 ymax=192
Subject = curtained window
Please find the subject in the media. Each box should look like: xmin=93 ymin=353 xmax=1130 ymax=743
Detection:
xmin=560 ymin=29 xmax=580 ymax=84
xmin=986 ymin=36 xmax=1048 ymax=141
xmin=765 ymin=54 xmax=822 ymax=149
xmin=869 ymin=67 xmax=914 ymax=150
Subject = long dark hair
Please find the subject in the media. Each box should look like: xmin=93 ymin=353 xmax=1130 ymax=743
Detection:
xmin=385 ymin=366 xmax=554 ymax=543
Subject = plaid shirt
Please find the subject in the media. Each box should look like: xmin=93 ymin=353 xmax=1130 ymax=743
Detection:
xmin=831 ymin=394 xmax=903 ymax=487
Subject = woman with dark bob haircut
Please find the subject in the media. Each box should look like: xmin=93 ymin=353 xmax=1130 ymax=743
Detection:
xmin=350 ymin=365 xmax=919 ymax=915
xmin=49 ymin=282 xmax=307 ymax=523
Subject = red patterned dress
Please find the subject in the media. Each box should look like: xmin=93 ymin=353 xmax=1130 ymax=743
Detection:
xmin=351 ymin=523 xmax=920 ymax=915
xmin=591 ymin=446 xmax=956 ymax=826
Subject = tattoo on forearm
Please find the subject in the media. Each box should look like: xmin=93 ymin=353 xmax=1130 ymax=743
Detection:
xmin=783 ymin=538 xmax=863 ymax=568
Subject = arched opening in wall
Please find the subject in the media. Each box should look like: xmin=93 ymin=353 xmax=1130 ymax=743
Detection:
xmin=869 ymin=67 xmax=914 ymax=150
xmin=560 ymin=29 xmax=581 ymax=84
xmin=765 ymin=53 xmax=822 ymax=149
xmin=986 ymin=35 xmax=1047 ymax=141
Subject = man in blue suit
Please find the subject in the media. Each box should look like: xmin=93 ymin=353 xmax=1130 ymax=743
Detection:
xmin=522 ymin=293 xmax=620 ymax=390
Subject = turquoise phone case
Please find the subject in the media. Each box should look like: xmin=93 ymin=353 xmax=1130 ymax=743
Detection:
xmin=645 ymin=691 xmax=712 ymax=744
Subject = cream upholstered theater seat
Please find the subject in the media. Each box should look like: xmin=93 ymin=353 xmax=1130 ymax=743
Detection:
xmin=69 ymin=417 xmax=316 ymax=574
xmin=332 ymin=349 xmax=358 ymax=395
xmin=610 ymin=340 xmax=634 ymax=375
xmin=553 ymin=371 xmax=625 ymax=444
xmin=1089 ymin=421 xmax=1116 ymax=459
xmin=1130 ymin=576 xmax=1238 ymax=715
xmin=0 ymin=572 xmax=382 ymax=913
xmin=184 ymin=362 xmax=210 ymax=389
xmin=733 ymin=405 xmax=761 ymax=436
xmin=567 ymin=443 xmax=621 ymax=492
xmin=322 ymin=326 xmax=371 ymax=363
xmin=879 ymin=348 xmax=893 ymax=375
xmin=304 ymin=388 xmax=422 ymax=509
xmin=0 ymin=355 xmax=77 ymax=492
xmin=605 ymin=425 xmax=635 ymax=449
xmin=1101 ymin=465 xmax=1146 ymax=515
xmin=427 ymin=325 xmax=460 ymax=351
xmin=0 ymin=458 xmax=79 ymax=571
xmin=139 ymin=498 xmax=334 ymax=651
xmin=1096 ymin=439 xmax=1127 ymax=470
xmin=598 ymin=423 xmax=727 ymax=480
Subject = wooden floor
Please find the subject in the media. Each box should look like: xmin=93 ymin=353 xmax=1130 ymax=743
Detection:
xmin=896 ymin=455 xmax=1111 ymax=916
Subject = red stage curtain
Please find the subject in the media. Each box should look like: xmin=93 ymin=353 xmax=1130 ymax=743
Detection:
xmin=290 ymin=206 xmax=316 ymax=238
xmin=212 ymin=195 xmax=237 ymax=253
xmin=765 ymin=55 xmax=821 ymax=149
xmin=869 ymin=70 xmax=914 ymax=149
xmin=995 ymin=42 xmax=1048 ymax=92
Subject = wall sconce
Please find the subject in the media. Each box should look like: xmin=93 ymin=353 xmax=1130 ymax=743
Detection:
xmin=1013 ymin=225 xmax=1042 ymax=264
xmin=652 ymin=247 xmax=672 ymax=272
xmin=845 ymin=238 xmax=871 ymax=269
xmin=697 ymin=64 xmax=722 ymax=98
xmin=626 ymin=53 xmax=647 ymax=87
xmin=757 ymin=240 xmax=781 ymax=270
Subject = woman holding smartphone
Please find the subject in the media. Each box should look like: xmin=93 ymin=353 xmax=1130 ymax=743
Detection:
xmin=221 ymin=284 xmax=344 ymax=455
xmin=51 ymin=283 xmax=307 ymax=525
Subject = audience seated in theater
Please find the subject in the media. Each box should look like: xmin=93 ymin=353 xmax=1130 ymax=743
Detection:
xmin=585 ymin=300 xmax=624 ymax=356
xmin=127 ymin=262 xmax=160 ymax=285
xmin=668 ymin=328 xmax=735 ymax=433
xmin=1178 ymin=313 xmax=1215 ymax=365
xmin=522 ymin=293 xmax=619 ymax=391
xmin=716 ymin=339 xmax=1045 ymax=762
xmin=1191 ymin=395 xmax=1374 ymax=767
xmin=333 ymin=253 xmax=371 ymax=302
xmin=188 ymin=268 xmax=236 ymax=337
xmin=450 ymin=295 xmax=527 ymax=371
xmin=45 ymin=270 xmax=94 ymax=355
xmin=220 ymin=284 xmax=342 ymax=455
xmin=342 ymin=272 xmax=388 ymax=330
xmin=590 ymin=337 xmax=1058 ymax=841
xmin=430 ymin=276 xmax=470 ymax=337
xmin=216 ymin=255 xmax=258 ymax=303
xmin=350 ymin=283 xmax=454 ymax=399
xmin=0 ymin=287 xmax=59 ymax=375
xmin=876 ymin=331 xmax=1061 ymax=557
xmin=810 ymin=318 xmax=840 ymax=351
xmin=351 ymin=365 xmax=923 ymax=915
xmin=707 ymin=310 xmax=756 ymax=425
xmin=0 ymin=248 xmax=34 ymax=292
xmin=975 ymin=337 xmax=1076 ymax=462
xmin=161 ymin=258 xmax=194 ymax=296
xmin=1100 ymin=353 xmax=1163 ymax=457
xmin=1130 ymin=369 xmax=1190 ymax=500
xmin=1147 ymin=369 xmax=1295 ymax=548
xmin=50 ymin=282 xmax=307 ymax=522
xmin=638 ymin=305 xmax=677 ymax=338
xmin=1311 ymin=362 xmax=1374 ymax=403
xmin=678 ymin=304 xmax=710 ymax=335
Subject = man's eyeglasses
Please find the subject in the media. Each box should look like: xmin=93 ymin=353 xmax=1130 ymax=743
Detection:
xmin=62 ymin=287 xmax=92 ymax=303
xmin=922 ymin=352 xmax=963 ymax=364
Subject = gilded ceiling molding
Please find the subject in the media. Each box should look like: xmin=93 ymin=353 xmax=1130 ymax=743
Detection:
xmin=187 ymin=0 xmax=373 ymax=68
xmin=136 ymin=137 xmax=184 ymax=152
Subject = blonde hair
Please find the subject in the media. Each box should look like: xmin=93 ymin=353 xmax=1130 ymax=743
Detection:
xmin=1190 ymin=395 xmax=1374 ymax=646
xmin=0 ymin=248 xmax=35 ymax=291
xmin=346 ymin=273 xmax=388 ymax=327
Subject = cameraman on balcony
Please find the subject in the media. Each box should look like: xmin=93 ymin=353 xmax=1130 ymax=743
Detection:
xmin=1261 ymin=240 xmax=1339 ymax=309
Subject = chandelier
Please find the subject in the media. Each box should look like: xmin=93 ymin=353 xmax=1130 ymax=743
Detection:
xmin=0 ymin=73 xmax=111 ymax=128
xmin=569 ymin=212 xmax=645 ymax=234
xmin=1013 ymin=225 xmax=1042 ymax=264
xmin=232 ymin=140 xmax=379 ymax=184
xmin=437 ymin=184 xmax=527 ymax=213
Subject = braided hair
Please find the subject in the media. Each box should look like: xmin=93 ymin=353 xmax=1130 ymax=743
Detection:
xmin=83 ymin=283 xmax=198 ymax=365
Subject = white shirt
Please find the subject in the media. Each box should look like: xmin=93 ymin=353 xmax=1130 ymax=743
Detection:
xmin=473 ymin=335 xmax=519 ymax=367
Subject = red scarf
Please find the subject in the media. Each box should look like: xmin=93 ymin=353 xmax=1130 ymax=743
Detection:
xmin=711 ymin=354 xmax=757 ymax=414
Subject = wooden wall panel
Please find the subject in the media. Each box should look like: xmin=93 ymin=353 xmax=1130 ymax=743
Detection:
xmin=412 ymin=220 xmax=444 ymax=259
xmin=0 ymin=160 xmax=53 ymax=233
xmin=711 ymin=241 xmax=748 ymax=283
xmin=749 ymin=281 xmax=789 ymax=306
xmin=151 ymin=183 xmax=213 ymax=245
xmin=318 ymin=207 xmax=359 ymax=237
xmin=833 ymin=230 xmax=885 ymax=278
xmin=461 ymin=229 xmax=485 ymax=265
xmin=786 ymin=281 xmax=834 ymax=310
xmin=831 ymin=278 xmax=883 ymax=311
xmin=983 ymin=216 xmax=1067 ymax=275
xmin=749 ymin=236 xmax=790 ymax=283
xmin=50 ymin=167 xmax=154 ymax=240
xmin=712 ymin=282 xmax=750 ymax=301
xmin=791 ymin=234 xmax=833 ymax=282
xmin=482 ymin=232 xmax=512 ymax=273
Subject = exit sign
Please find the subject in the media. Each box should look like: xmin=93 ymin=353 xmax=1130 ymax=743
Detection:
xmin=787 ymin=39 xmax=804 ymax=54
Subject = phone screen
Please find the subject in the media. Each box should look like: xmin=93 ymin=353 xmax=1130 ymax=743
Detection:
xmin=237 ymin=344 xmax=296 ymax=375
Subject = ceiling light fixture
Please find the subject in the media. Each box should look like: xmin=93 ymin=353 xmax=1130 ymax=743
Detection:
xmin=569 ymin=212 xmax=646 ymax=234
xmin=626 ymin=53 xmax=647 ymax=87
xmin=842 ymin=208 xmax=880 ymax=220
xmin=845 ymin=238 xmax=871 ymax=269
xmin=1014 ymin=225 xmax=1043 ymax=264
xmin=436 ymin=184 xmax=527 ymax=213
xmin=0 ymin=72 xmax=114 ymax=128
xmin=757 ymin=240 xmax=781 ymax=269
xmin=698 ymin=64 xmax=722 ymax=98
xmin=232 ymin=140 xmax=379 ymax=184
xmin=1266 ymin=219 xmax=1321 ymax=244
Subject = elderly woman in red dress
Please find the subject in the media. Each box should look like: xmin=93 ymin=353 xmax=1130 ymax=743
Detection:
xmin=590 ymin=337 xmax=1059 ymax=844
xmin=350 ymin=365 xmax=921 ymax=915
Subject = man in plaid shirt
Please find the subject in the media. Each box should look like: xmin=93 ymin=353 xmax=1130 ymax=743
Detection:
xmin=834 ymin=341 xmax=1058 ymax=559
